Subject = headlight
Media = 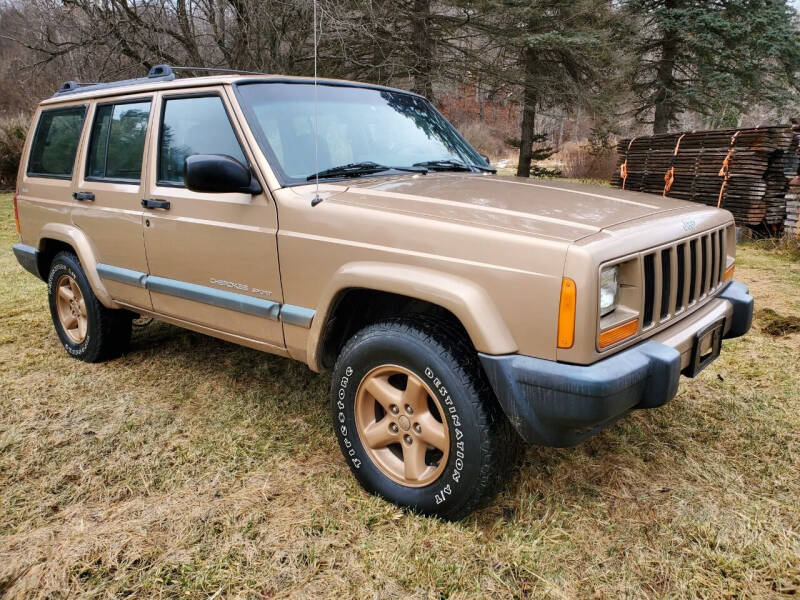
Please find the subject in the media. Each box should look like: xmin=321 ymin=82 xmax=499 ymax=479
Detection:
xmin=599 ymin=266 xmax=619 ymax=316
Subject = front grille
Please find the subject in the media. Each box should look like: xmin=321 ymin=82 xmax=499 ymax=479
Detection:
xmin=641 ymin=226 xmax=728 ymax=329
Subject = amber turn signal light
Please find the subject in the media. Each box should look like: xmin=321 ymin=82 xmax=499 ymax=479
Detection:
xmin=557 ymin=277 xmax=576 ymax=349
xmin=723 ymin=264 xmax=735 ymax=281
xmin=598 ymin=318 xmax=639 ymax=349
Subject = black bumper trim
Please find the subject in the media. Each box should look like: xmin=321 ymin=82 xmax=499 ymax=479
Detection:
xmin=12 ymin=244 xmax=43 ymax=280
xmin=719 ymin=281 xmax=753 ymax=339
xmin=480 ymin=341 xmax=681 ymax=447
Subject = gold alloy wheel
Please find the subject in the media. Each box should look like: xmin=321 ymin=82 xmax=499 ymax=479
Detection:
xmin=354 ymin=365 xmax=450 ymax=487
xmin=55 ymin=274 xmax=88 ymax=344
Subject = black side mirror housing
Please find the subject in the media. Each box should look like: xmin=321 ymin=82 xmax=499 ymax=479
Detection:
xmin=481 ymin=154 xmax=492 ymax=166
xmin=184 ymin=154 xmax=262 ymax=195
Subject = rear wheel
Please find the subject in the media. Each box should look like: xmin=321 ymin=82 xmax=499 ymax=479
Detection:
xmin=47 ymin=251 xmax=133 ymax=362
xmin=331 ymin=317 xmax=514 ymax=520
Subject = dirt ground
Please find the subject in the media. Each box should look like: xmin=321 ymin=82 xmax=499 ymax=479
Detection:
xmin=1 ymin=194 xmax=798 ymax=599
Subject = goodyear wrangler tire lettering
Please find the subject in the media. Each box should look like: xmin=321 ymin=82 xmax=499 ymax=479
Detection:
xmin=329 ymin=317 xmax=513 ymax=520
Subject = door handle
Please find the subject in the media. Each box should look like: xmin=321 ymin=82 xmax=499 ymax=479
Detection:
xmin=141 ymin=198 xmax=171 ymax=210
xmin=73 ymin=192 xmax=95 ymax=201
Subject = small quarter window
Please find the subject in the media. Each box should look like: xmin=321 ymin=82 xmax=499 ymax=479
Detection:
xmin=158 ymin=95 xmax=247 ymax=186
xmin=87 ymin=101 xmax=151 ymax=182
xmin=27 ymin=106 xmax=87 ymax=178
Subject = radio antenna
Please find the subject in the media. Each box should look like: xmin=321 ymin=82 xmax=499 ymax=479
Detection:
xmin=311 ymin=0 xmax=323 ymax=207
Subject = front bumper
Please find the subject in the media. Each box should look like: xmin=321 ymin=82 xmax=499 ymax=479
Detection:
xmin=480 ymin=281 xmax=754 ymax=447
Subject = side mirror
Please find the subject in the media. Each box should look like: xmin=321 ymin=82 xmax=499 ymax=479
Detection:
xmin=481 ymin=154 xmax=492 ymax=167
xmin=184 ymin=154 xmax=262 ymax=195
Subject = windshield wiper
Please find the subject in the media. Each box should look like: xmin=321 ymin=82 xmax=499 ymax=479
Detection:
xmin=307 ymin=161 xmax=427 ymax=181
xmin=413 ymin=159 xmax=496 ymax=174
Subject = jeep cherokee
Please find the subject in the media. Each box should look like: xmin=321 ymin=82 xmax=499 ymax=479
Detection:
xmin=11 ymin=65 xmax=754 ymax=520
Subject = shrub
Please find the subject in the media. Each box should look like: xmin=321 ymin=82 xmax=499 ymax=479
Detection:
xmin=557 ymin=141 xmax=617 ymax=180
xmin=0 ymin=114 xmax=28 ymax=190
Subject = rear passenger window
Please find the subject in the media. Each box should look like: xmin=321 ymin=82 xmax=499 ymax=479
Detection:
xmin=158 ymin=95 xmax=247 ymax=186
xmin=27 ymin=106 xmax=86 ymax=178
xmin=87 ymin=101 xmax=151 ymax=182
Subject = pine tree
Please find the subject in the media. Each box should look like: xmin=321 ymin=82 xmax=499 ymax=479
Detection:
xmin=624 ymin=0 xmax=800 ymax=133
xmin=455 ymin=0 xmax=618 ymax=177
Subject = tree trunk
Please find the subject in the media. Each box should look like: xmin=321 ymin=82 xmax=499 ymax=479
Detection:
xmin=652 ymin=0 xmax=679 ymax=134
xmin=516 ymin=46 xmax=537 ymax=178
xmin=410 ymin=0 xmax=434 ymax=99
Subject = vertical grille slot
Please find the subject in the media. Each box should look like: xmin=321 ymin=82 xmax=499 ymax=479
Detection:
xmin=717 ymin=229 xmax=726 ymax=284
xmin=700 ymin=234 xmax=709 ymax=296
xmin=710 ymin=230 xmax=718 ymax=286
xmin=659 ymin=248 xmax=671 ymax=319
xmin=689 ymin=239 xmax=698 ymax=303
xmin=675 ymin=242 xmax=686 ymax=311
xmin=643 ymin=253 xmax=655 ymax=327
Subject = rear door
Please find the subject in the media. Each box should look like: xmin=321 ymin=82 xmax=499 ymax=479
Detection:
xmin=140 ymin=87 xmax=284 ymax=350
xmin=71 ymin=96 xmax=154 ymax=309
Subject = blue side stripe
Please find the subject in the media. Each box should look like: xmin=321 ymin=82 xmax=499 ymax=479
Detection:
xmin=145 ymin=275 xmax=280 ymax=320
xmin=95 ymin=263 xmax=314 ymax=327
xmin=96 ymin=264 xmax=148 ymax=287
xmin=279 ymin=304 xmax=316 ymax=328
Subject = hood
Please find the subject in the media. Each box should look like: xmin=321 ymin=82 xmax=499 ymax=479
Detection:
xmin=327 ymin=173 xmax=702 ymax=242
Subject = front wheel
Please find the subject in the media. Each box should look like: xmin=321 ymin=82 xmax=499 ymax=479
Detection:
xmin=330 ymin=317 xmax=513 ymax=520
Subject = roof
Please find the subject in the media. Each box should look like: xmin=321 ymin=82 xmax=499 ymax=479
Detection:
xmin=41 ymin=65 xmax=422 ymax=106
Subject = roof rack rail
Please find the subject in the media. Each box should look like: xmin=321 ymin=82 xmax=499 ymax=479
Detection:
xmin=54 ymin=64 xmax=176 ymax=97
xmin=53 ymin=64 xmax=265 ymax=97
xmin=169 ymin=66 xmax=265 ymax=75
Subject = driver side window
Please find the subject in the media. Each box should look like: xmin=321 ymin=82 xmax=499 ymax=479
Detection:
xmin=158 ymin=95 xmax=247 ymax=187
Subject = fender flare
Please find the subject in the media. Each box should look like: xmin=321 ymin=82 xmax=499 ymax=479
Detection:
xmin=37 ymin=223 xmax=118 ymax=308
xmin=307 ymin=261 xmax=518 ymax=370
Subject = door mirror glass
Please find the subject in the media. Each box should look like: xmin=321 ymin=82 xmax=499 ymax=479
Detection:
xmin=184 ymin=154 xmax=262 ymax=194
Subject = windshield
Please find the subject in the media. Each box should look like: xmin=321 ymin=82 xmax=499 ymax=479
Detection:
xmin=235 ymin=82 xmax=487 ymax=185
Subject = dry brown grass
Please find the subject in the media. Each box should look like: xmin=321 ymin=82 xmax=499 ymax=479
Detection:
xmin=1 ymin=194 xmax=799 ymax=598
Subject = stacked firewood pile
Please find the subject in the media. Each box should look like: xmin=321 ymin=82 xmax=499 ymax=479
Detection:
xmin=611 ymin=125 xmax=800 ymax=229
xmin=785 ymin=177 xmax=800 ymax=239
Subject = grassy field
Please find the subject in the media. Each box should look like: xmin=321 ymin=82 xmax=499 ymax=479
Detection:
xmin=1 ymin=193 xmax=798 ymax=599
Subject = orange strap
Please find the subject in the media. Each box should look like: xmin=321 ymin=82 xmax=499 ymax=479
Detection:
xmin=716 ymin=180 xmax=728 ymax=208
xmin=663 ymin=167 xmax=675 ymax=196
xmin=662 ymin=134 xmax=685 ymax=197
xmin=717 ymin=131 xmax=740 ymax=208
xmin=718 ymin=149 xmax=734 ymax=178
xmin=620 ymin=137 xmax=637 ymax=190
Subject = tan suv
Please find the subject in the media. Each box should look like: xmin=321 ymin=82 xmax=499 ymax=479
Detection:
xmin=12 ymin=65 xmax=753 ymax=519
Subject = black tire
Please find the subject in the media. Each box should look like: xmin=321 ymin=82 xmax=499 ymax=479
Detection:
xmin=330 ymin=316 xmax=514 ymax=520
xmin=47 ymin=251 xmax=133 ymax=362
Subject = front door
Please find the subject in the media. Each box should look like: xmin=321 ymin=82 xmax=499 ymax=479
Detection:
xmin=141 ymin=88 xmax=284 ymax=350
xmin=72 ymin=96 xmax=154 ymax=309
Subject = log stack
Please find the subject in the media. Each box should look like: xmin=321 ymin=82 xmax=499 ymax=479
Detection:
xmin=785 ymin=177 xmax=800 ymax=239
xmin=611 ymin=125 xmax=800 ymax=229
